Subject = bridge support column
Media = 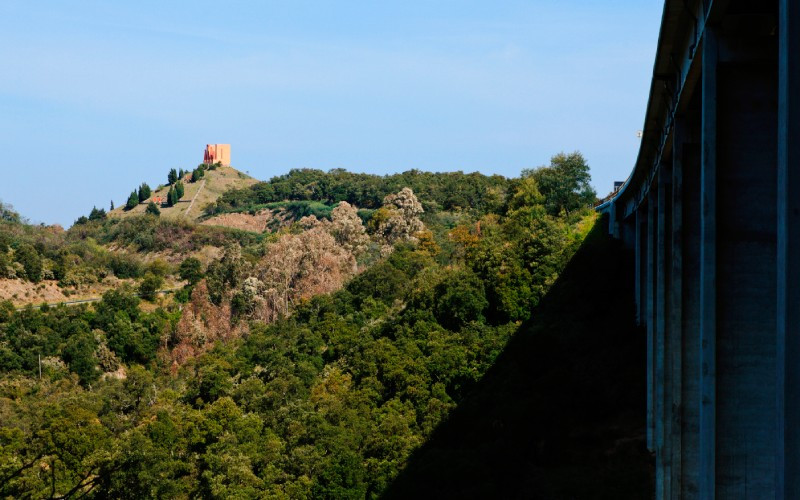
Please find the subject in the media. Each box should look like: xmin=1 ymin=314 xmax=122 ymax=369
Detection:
xmin=703 ymin=22 xmax=779 ymax=497
xmin=698 ymin=28 xmax=718 ymax=500
xmin=656 ymin=164 xmax=673 ymax=499
xmin=675 ymin=115 xmax=702 ymax=498
xmin=777 ymin=0 xmax=800 ymax=496
xmin=647 ymin=194 xmax=656 ymax=454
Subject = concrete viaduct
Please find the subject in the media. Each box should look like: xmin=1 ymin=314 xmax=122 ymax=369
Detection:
xmin=598 ymin=0 xmax=800 ymax=497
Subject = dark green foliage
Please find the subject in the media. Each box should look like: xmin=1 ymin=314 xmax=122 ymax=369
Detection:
xmin=433 ymin=270 xmax=488 ymax=330
xmin=166 ymin=187 xmax=176 ymax=207
xmin=126 ymin=190 xmax=139 ymax=210
xmin=178 ymin=257 xmax=203 ymax=284
xmin=62 ymin=329 xmax=99 ymax=385
xmin=110 ymin=200 xmax=115 ymax=211
xmin=168 ymin=168 xmax=178 ymax=185
xmin=175 ymin=180 xmax=185 ymax=200
xmin=74 ymin=215 xmax=89 ymax=225
xmin=109 ymin=254 xmax=144 ymax=279
xmin=145 ymin=201 xmax=161 ymax=216
xmin=15 ymin=243 xmax=42 ymax=282
xmin=138 ymin=272 xmax=164 ymax=302
xmin=89 ymin=206 xmax=106 ymax=221
xmin=206 ymin=168 xmax=509 ymax=216
xmin=138 ymin=183 xmax=152 ymax=203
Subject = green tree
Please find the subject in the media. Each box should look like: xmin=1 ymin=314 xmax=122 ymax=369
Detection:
xmin=175 ymin=181 xmax=185 ymax=199
xmin=88 ymin=206 xmax=106 ymax=221
xmin=530 ymin=151 xmax=596 ymax=216
xmin=126 ymin=190 xmax=139 ymax=210
xmin=62 ymin=330 xmax=99 ymax=385
xmin=138 ymin=272 xmax=164 ymax=302
xmin=179 ymin=257 xmax=203 ymax=284
xmin=110 ymin=200 xmax=115 ymax=211
xmin=15 ymin=244 xmax=42 ymax=282
xmin=138 ymin=183 xmax=152 ymax=203
xmin=168 ymin=168 xmax=178 ymax=185
xmin=191 ymin=169 xmax=201 ymax=182
xmin=166 ymin=187 xmax=176 ymax=207
xmin=145 ymin=201 xmax=161 ymax=216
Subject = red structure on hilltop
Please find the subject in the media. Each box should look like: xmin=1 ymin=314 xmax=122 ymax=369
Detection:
xmin=203 ymin=144 xmax=231 ymax=166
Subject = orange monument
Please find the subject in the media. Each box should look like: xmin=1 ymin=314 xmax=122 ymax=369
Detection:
xmin=203 ymin=144 xmax=231 ymax=166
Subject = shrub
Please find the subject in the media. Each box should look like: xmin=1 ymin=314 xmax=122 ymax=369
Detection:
xmin=138 ymin=272 xmax=164 ymax=302
xmin=145 ymin=202 xmax=161 ymax=216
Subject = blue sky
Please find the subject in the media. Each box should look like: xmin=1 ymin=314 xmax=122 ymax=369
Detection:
xmin=0 ymin=0 xmax=663 ymax=226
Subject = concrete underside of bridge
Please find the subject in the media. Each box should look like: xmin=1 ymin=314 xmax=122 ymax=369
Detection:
xmin=602 ymin=0 xmax=800 ymax=497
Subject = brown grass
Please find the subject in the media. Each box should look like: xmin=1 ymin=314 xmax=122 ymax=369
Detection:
xmin=108 ymin=166 xmax=258 ymax=222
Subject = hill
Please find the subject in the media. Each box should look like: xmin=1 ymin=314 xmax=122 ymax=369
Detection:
xmin=109 ymin=165 xmax=258 ymax=222
xmin=0 ymin=153 xmax=651 ymax=498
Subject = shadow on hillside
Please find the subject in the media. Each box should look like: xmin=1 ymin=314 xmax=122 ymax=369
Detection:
xmin=383 ymin=219 xmax=653 ymax=499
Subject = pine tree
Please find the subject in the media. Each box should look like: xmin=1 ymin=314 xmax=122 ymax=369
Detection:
xmin=138 ymin=183 xmax=152 ymax=202
xmin=126 ymin=191 xmax=139 ymax=210
xmin=110 ymin=200 xmax=114 ymax=211
xmin=168 ymin=168 xmax=178 ymax=185
xmin=167 ymin=187 xmax=176 ymax=207
xmin=175 ymin=180 xmax=185 ymax=199
xmin=179 ymin=168 xmax=185 ymax=179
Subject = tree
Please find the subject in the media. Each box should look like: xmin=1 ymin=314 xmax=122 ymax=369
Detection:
xmin=138 ymin=183 xmax=152 ymax=203
xmin=530 ymin=151 xmax=596 ymax=216
xmin=138 ymin=272 xmax=163 ymax=302
xmin=175 ymin=181 xmax=185 ymax=200
xmin=166 ymin=187 xmax=176 ymax=207
xmin=110 ymin=200 xmax=115 ymax=211
xmin=15 ymin=244 xmax=42 ymax=282
xmin=88 ymin=206 xmax=106 ymax=221
xmin=376 ymin=188 xmax=425 ymax=247
xmin=168 ymin=168 xmax=178 ymax=185
xmin=145 ymin=202 xmax=161 ymax=216
xmin=126 ymin=191 xmax=139 ymax=210
xmin=0 ymin=200 xmax=20 ymax=223
xmin=191 ymin=169 xmax=201 ymax=183
xmin=179 ymin=257 xmax=203 ymax=284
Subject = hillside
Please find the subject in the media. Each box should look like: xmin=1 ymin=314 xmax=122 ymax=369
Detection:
xmin=0 ymin=153 xmax=652 ymax=498
xmin=109 ymin=165 xmax=258 ymax=222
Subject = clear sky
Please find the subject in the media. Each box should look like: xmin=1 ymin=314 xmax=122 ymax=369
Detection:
xmin=0 ymin=0 xmax=664 ymax=226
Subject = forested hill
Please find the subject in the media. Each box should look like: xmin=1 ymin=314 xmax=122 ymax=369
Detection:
xmin=0 ymin=152 xmax=649 ymax=497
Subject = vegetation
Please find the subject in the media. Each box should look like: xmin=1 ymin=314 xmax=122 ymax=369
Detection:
xmin=138 ymin=183 xmax=152 ymax=203
xmin=0 ymin=157 xmax=641 ymax=498
xmin=125 ymin=191 xmax=139 ymax=210
xmin=145 ymin=201 xmax=161 ymax=216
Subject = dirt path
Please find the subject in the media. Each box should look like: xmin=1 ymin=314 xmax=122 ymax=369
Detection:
xmin=184 ymin=179 xmax=206 ymax=218
xmin=14 ymin=287 xmax=183 ymax=311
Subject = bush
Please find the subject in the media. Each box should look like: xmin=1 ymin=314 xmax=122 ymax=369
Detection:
xmin=138 ymin=272 xmax=164 ymax=302
xmin=145 ymin=202 xmax=161 ymax=216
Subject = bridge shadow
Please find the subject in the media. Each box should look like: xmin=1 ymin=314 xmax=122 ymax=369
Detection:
xmin=383 ymin=220 xmax=653 ymax=499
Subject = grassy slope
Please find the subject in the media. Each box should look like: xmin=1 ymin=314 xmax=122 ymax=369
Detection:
xmin=110 ymin=166 xmax=258 ymax=221
xmin=384 ymin=220 xmax=652 ymax=499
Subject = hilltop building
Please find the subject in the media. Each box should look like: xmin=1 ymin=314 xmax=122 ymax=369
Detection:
xmin=203 ymin=144 xmax=231 ymax=166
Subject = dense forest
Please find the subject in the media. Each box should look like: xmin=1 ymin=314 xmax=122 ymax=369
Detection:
xmin=0 ymin=153 xmax=649 ymax=499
